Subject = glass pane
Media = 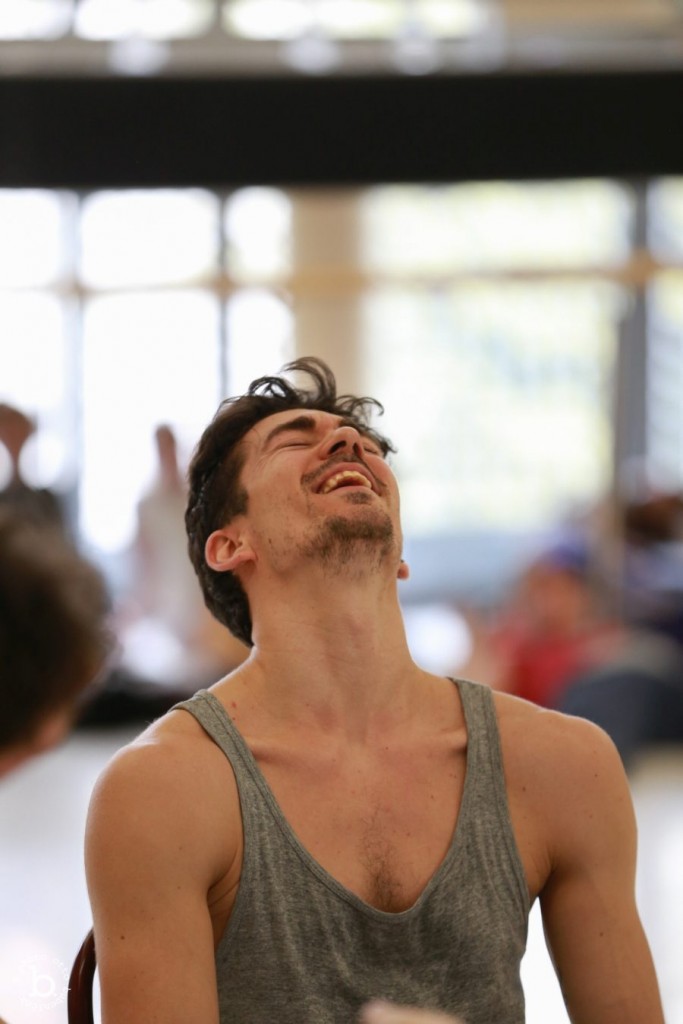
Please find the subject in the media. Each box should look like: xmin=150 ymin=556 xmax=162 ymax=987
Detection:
xmin=225 ymin=188 xmax=292 ymax=279
xmin=0 ymin=0 xmax=71 ymax=39
xmin=647 ymin=270 xmax=683 ymax=489
xmin=648 ymin=178 xmax=683 ymax=262
xmin=0 ymin=296 xmax=68 ymax=411
xmin=224 ymin=0 xmax=484 ymax=39
xmin=75 ymin=0 xmax=213 ymax=39
xmin=81 ymin=291 xmax=221 ymax=552
xmin=80 ymin=190 xmax=219 ymax=289
xmin=360 ymin=181 xmax=633 ymax=273
xmin=415 ymin=0 xmax=486 ymax=36
xmin=226 ymin=289 xmax=294 ymax=393
xmin=363 ymin=280 xmax=623 ymax=533
xmin=0 ymin=295 xmax=70 ymax=487
xmin=224 ymin=0 xmax=308 ymax=39
xmin=0 ymin=191 xmax=73 ymax=287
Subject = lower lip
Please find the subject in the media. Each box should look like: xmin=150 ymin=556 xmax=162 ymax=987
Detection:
xmin=321 ymin=485 xmax=373 ymax=495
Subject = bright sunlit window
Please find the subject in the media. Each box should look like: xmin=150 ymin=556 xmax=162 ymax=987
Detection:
xmin=226 ymin=290 xmax=294 ymax=394
xmin=0 ymin=185 xmax=297 ymax=559
xmin=648 ymin=177 xmax=683 ymax=262
xmin=360 ymin=181 xmax=632 ymax=274
xmin=3 ymin=0 xmax=491 ymax=42
xmin=223 ymin=0 xmax=485 ymax=40
xmin=0 ymin=190 xmax=74 ymax=287
xmin=1 ymin=178 xmax=678 ymax=573
xmin=646 ymin=179 xmax=683 ymax=491
xmin=74 ymin=0 xmax=213 ymax=40
xmin=363 ymin=280 xmax=622 ymax=532
xmin=358 ymin=180 xmax=632 ymax=532
xmin=0 ymin=0 xmax=71 ymax=39
xmin=80 ymin=291 xmax=222 ymax=551
xmin=0 ymin=327 xmax=70 ymax=489
xmin=80 ymin=190 xmax=220 ymax=288
xmin=647 ymin=271 xmax=683 ymax=491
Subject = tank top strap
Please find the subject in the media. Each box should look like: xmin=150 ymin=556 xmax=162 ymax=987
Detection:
xmin=171 ymin=689 xmax=273 ymax=805
xmin=452 ymin=675 xmax=506 ymax=784
xmin=451 ymin=677 xmax=529 ymax=912
xmin=173 ymin=689 xmax=246 ymax=758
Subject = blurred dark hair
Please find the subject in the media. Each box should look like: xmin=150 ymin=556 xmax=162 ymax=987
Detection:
xmin=186 ymin=357 xmax=394 ymax=647
xmin=0 ymin=513 xmax=113 ymax=749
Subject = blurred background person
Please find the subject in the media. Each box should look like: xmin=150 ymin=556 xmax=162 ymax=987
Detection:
xmin=0 ymin=509 xmax=112 ymax=779
xmin=465 ymin=513 xmax=683 ymax=767
xmin=0 ymin=402 xmax=69 ymax=537
xmin=489 ymin=531 xmax=626 ymax=710
xmin=115 ymin=423 xmax=247 ymax=696
xmin=618 ymin=466 xmax=683 ymax=651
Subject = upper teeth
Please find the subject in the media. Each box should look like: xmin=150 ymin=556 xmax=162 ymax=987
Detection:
xmin=320 ymin=470 xmax=372 ymax=494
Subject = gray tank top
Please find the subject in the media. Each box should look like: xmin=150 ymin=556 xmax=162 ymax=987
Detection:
xmin=174 ymin=678 xmax=529 ymax=1024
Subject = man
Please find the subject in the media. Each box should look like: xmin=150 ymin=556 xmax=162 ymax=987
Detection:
xmin=85 ymin=357 xmax=664 ymax=1024
xmin=0 ymin=510 xmax=111 ymax=778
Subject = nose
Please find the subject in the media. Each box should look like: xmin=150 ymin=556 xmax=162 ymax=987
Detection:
xmin=322 ymin=423 xmax=364 ymax=460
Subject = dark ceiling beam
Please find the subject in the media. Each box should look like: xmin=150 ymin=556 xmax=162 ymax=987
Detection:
xmin=0 ymin=69 xmax=681 ymax=187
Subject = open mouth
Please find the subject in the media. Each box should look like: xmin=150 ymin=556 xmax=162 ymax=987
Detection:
xmin=318 ymin=469 xmax=374 ymax=495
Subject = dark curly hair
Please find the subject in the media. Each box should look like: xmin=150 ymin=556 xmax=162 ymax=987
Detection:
xmin=186 ymin=357 xmax=394 ymax=647
xmin=0 ymin=513 xmax=113 ymax=750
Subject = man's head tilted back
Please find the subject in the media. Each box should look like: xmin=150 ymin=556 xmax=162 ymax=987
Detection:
xmin=185 ymin=357 xmax=396 ymax=648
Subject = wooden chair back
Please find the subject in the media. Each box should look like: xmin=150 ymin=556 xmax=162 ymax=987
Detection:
xmin=67 ymin=928 xmax=96 ymax=1024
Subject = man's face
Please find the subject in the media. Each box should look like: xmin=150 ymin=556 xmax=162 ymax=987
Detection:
xmin=234 ymin=407 xmax=403 ymax=577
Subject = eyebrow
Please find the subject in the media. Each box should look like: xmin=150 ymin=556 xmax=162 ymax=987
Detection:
xmin=262 ymin=414 xmax=377 ymax=451
xmin=262 ymin=414 xmax=320 ymax=449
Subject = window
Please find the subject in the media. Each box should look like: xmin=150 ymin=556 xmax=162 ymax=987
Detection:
xmin=1 ymin=0 xmax=486 ymax=41
xmin=1 ymin=178 xmax=678 ymax=588
xmin=223 ymin=0 xmax=484 ymax=40
xmin=363 ymin=279 xmax=622 ymax=532
xmin=0 ymin=186 xmax=296 ymax=564
xmin=647 ymin=178 xmax=683 ymax=490
xmin=359 ymin=181 xmax=631 ymax=533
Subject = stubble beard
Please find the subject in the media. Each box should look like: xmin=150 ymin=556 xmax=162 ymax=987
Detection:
xmin=300 ymin=492 xmax=397 ymax=577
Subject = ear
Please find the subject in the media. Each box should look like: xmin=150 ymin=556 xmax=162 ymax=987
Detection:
xmin=398 ymin=559 xmax=410 ymax=581
xmin=205 ymin=527 xmax=256 ymax=574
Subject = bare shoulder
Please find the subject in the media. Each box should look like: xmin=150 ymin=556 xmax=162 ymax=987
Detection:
xmin=491 ymin=690 xmax=635 ymax=882
xmin=492 ymin=688 xmax=627 ymax=792
xmin=86 ymin=705 xmax=241 ymax=890
xmin=85 ymin=705 xmax=242 ymax=1022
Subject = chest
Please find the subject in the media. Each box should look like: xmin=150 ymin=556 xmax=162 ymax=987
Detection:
xmin=255 ymin=740 xmax=467 ymax=913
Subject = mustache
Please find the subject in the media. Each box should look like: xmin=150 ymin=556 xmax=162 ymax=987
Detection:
xmin=301 ymin=452 xmax=381 ymax=492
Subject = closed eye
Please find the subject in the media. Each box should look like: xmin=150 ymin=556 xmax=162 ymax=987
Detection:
xmin=278 ymin=438 xmax=312 ymax=449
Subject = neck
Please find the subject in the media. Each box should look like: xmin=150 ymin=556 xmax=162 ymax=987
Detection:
xmin=235 ymin=563 xmax=421 ymax=731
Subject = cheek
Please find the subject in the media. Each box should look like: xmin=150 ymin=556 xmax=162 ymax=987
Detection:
xmin=252 ymin=483 xmax=315 ymax=533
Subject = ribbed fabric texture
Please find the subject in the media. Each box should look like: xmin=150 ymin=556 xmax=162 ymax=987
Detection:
xmin=174 ymin=678 xmax=529 ymax=1024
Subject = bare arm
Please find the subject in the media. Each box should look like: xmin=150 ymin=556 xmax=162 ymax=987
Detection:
xmin=85 ymin=727 xmax=238 ymax=1024
xmin=537 ymin=716 xmax=664 ymax=1023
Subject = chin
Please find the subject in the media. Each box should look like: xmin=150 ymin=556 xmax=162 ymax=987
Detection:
xmin=304 ymin=508 xmax=398 ymax=571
